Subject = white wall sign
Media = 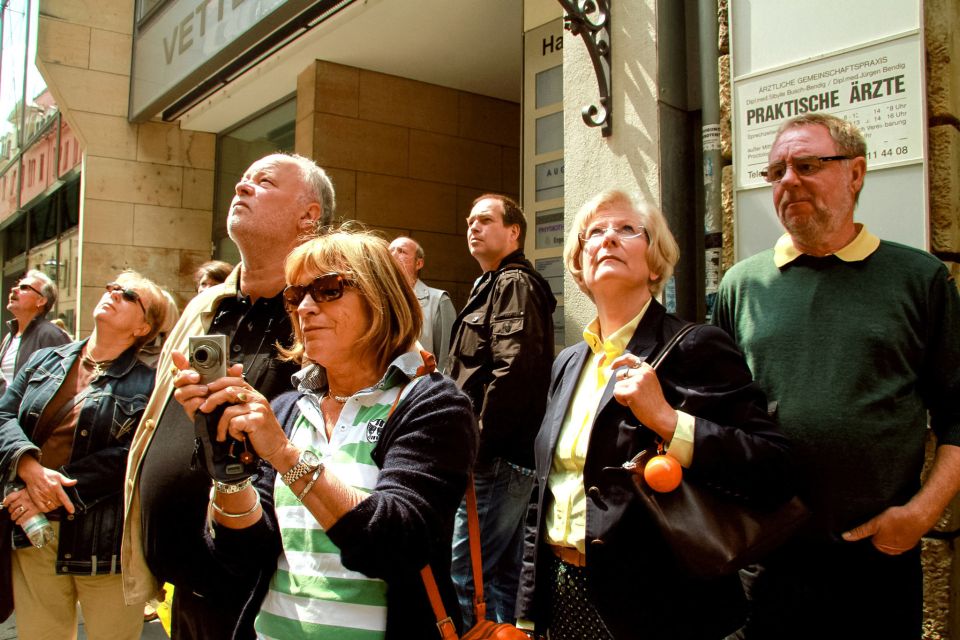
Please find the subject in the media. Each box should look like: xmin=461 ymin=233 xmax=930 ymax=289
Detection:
xmin=730 ymin=0 xmax=927 ymax=259
xmin=735 ymin=34 xmax=923 ymax=189
xmin=130 ymin=0 xmax=309 ymax=121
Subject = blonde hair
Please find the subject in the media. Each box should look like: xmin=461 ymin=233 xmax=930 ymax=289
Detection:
xmin=563 ymin=190 xmax=679 ymax=298
xmin=114 ymin=270 xmax=168 ymax=346
xmin=281 ymin=223 xmax=422 ymax=372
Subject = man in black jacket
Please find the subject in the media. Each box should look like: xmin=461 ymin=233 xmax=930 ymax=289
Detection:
xmin=447 ymin=194 xmax=556 ymax=627
xmin=0 ymin=270 xmax=70 ymax=395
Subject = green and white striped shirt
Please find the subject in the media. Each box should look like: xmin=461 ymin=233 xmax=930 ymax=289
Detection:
xmin=255 ymin=350 xmax=427 ymax=640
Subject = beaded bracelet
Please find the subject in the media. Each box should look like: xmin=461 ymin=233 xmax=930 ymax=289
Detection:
xmin=296 ymin=467 xmax=323 ymax=502
xmin=211 ymin=492 xmax=261 ymax=519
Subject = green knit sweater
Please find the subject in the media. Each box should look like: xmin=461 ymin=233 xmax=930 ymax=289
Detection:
xmin=714 ymin=240 xmax=960 ymax=536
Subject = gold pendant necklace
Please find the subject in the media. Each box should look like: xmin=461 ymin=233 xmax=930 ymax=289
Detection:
xmin=80 ymin=351 xmax=115 ymax=378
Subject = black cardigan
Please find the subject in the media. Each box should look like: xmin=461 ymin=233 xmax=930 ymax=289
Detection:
xmin=515 ymin=300 xmax=795 ymax=639
xmin=212 ymin=372 xmax=478 ymax=639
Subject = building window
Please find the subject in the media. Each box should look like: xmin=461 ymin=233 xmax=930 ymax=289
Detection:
xmin=136 ymin=0 xmax=168 ymax=27
xmin=212 ymin=97 xmax=296 ymax=264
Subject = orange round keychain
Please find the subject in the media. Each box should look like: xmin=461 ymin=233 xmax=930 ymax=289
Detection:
xmin=644 ymin=452 xmax=682 ymax=492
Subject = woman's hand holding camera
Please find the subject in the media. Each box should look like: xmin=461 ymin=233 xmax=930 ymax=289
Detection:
xmin=170 ymin=350 xmax=289 ymax=465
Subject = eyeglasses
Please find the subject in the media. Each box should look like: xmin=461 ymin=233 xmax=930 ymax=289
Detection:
xmin=578 ymin=224 xmax=647 ymax=250
xmin=760 ymin=155 xmax=851 ymax=183
xmin=105 ymin=283 xmax=146 ymax=316
xmin=16 ymin=282 xmax=43 ymax=296
xmin=283 ymin=273 xmax=354 ymax=310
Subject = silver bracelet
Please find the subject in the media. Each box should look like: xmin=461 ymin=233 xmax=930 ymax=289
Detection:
xmin=213 ymin=476 xmax=255 ymax=494
xmin=211 ymin=492 xmax=261 ymax=519
xmin=296 ymin=467 xmax=323 ymax=502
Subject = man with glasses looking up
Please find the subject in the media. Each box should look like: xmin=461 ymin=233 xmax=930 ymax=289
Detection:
xmin=121 ymin=153 xmax=336 ymax=639
xmin=714 ymin=113 xmax=960 ymax=639
xmin=0 ymin=270 xmax=70 ymax=395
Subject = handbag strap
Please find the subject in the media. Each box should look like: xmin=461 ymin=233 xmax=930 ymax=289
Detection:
xmin=32 ymin=384 xmax=97 ymax=449
xmin=420 ymin=474 xmax=484 ymax=639
xmin=648 ymin=323 xmax=697 ymax=371
xmin=421 ymin=564 xmax=459 ymax=639
xmin=465 ymin=475 xmax=486 ymax=621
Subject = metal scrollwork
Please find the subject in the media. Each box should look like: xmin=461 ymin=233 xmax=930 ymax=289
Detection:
xmin=557 ymin=0 xmax=611 ymax=136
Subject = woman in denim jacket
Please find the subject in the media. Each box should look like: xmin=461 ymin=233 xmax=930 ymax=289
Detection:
xmin=0 ymin=270 xmax=167 ymax=639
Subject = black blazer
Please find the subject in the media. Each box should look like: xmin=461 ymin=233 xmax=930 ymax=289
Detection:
xmin=515 ymin=300 xmax=793 ymax=640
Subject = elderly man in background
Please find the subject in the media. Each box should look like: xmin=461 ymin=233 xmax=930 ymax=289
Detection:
xmin=389 ymin=236 xmax=457 ymax=371
xmin=122 ymin=153 xmax=336 ymax=639
xmin=714 ymin=113 xmax=960 ymax=639
xmin=0 ymin=270 xmax=70 ymax=395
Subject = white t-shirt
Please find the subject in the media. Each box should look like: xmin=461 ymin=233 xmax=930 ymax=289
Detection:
xmin=1 ymin=334 xmax=21 ymax=385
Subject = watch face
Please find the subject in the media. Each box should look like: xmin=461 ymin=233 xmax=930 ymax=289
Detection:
xmin=302 ymin=450 xmax=320 ymax=467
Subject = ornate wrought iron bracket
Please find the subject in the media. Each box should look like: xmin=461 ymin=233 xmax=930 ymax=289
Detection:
xmin=557 ymin=0 xmax=611 ymax=136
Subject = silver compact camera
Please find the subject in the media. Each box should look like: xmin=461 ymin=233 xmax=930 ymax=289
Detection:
xmin=188 ymin=335 xmax=228 ymax=383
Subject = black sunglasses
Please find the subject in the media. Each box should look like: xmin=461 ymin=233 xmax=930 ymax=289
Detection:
xmin=16 ymin=282 xmax=43 ymax=296
xmin=105 ymin=282 xmax=146 ymax=316
xmin=283 ymin=273 xmax=354 ymax=310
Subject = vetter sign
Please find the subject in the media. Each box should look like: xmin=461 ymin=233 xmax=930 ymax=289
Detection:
xmin=130 ymin=0 xmax=310 ymax=121
xmin=735 ymin=34 xmax=922 ymax=189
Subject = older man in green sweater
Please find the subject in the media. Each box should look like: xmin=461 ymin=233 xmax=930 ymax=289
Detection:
xmin=715 ymin=113 xmax=960 ymax=639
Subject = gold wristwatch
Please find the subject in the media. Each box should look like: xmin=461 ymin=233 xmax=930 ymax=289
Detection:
xmin=280 ymin=449 xmax=322 ymax=486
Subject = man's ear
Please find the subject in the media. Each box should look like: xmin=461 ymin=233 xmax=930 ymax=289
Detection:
xmin=415 ymin=258 xmax=425 ymax=273
xmin=849 ymin=156 xmax=867 ymax=196
xmin=299 ymin=202 xmax=323 ymax=232
xmin=509 ymin=224 xmax=521 ymax=245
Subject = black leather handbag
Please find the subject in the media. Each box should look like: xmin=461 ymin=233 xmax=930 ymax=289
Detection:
xmin=626 ymin=323 xmax=810 ymax=579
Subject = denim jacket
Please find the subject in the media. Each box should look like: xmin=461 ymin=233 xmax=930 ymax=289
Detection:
xmin=0 ymin=340 xmax=155 ymax=574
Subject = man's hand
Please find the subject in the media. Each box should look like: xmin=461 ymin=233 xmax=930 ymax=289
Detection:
xmin=841 ymin=504 xmax=930 ymax=555
xmin=845 ymin=444 xmax=960 ymax=556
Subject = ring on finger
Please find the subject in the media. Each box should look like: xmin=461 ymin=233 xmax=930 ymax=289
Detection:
xmin=236 ymin=391 xmax=248 ymax=403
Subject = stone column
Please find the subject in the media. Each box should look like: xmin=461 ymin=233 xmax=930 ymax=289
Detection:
xmin=562 ymin=0 xmax=660 ymax=342
xmin=35 ymin=0 xmax=216 ymax=334
xmin=922 ymin=0 xmax=960 ymax=636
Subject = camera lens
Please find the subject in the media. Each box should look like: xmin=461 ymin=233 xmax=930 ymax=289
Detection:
xmin=194 ymin=347 xmax=211 ymax=364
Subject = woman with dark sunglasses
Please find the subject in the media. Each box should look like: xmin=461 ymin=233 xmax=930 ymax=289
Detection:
xmin=0 ymin=270 xmax=167 ymax=639
xmin=171 ymin=225 xmax=478 ymax=638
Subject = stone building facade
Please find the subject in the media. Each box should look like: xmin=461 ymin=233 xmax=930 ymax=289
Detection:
xmin=6 ymin=0 xmax=958 ymax=633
